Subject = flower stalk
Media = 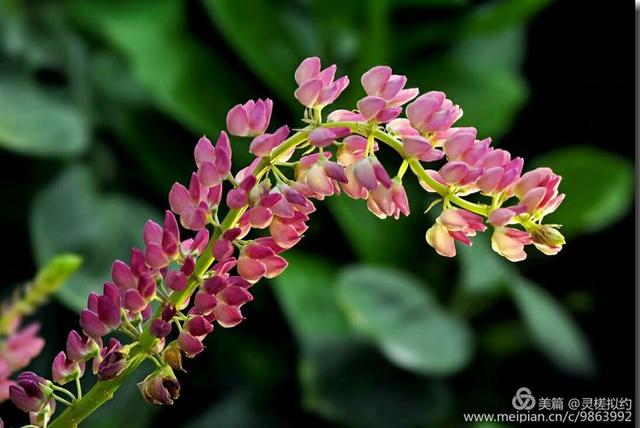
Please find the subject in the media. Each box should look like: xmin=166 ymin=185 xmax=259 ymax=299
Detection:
xmin=11 ymin=57 xmax=566 ymax=427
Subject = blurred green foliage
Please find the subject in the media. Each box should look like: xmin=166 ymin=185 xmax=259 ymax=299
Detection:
xmin=0 ymin=0 xmax=633 ymax=426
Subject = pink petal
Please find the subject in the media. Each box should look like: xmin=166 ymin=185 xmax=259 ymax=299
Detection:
xmin=226 ymin=104 xmax=250 ymax=136
xmin=295 ymin=78 xmax=323 ymax=108
xmin=361 ymin=66 xmax=391 ymax=95
xmin=357 ymin=96 xmax=386 ymax=120
xmin=294 ymin=57 xmax=321 ymax=85
xmin=194 ymin=136 xmax=215 ymax=167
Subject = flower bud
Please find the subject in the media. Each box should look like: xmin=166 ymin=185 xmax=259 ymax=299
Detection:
xmin=9 ymin=372 xmax=49 ymax=413
xmin=96 ymin=338 xmax=127 ymax=381
xmin=161 ymin=341 xmax=184 ymax=372
xmin=226 ymin=98 xmax=273 ymax=137
xmin=166 ymin=270 xmax=187 ymax=292
xmin=185 ymin=316 xmax=213 ymax=338
xmin=66 ymin=330 xmax=100 ymax=363
xmin=491 ymin=226 xmax=532 ymax=262
xmin=181 ymin=256 xmax=196 ymax=277
xmin=528 ymin=224 xmax=565 ymax=256
xmin=52 ymin=351 xmax=85 ymax=385
xmin=151 ymin=319 xmax=172 ymax=338
xmin=178 ymin=331 xmax=204 ymax=358
xmin=137 ymin=366 xmax=180 ymax=406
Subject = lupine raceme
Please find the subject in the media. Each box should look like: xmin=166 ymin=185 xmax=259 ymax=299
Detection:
xmin=7 ymin=58 xmax=566 ymax=427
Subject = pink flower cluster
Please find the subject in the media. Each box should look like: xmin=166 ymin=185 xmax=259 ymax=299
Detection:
xmin=0 ymin=322 xmax=44 ymax=402
xmin=10 ymin=57 xmax=566 ymax=424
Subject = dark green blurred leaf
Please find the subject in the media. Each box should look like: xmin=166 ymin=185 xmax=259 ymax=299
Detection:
xmin=393 ymin=0 xmax=467 ymax=6
xmin=327 ymin=196 xmax=416 ymax=265
xmin=337 ymin=266 xmax=472 ymax=375
xmin=203 ymin=0 xmax=308 ymax=106
xmin=0 ymin=81 xmax=88 ymax=156
xmin=84 ymin=372 xmax=157 ymax=428
xmin=406 ymin=26 xmax=527 ymax=138
xmin=532 ymin=146 xmax=633 ymax=237
xmin=461 ymin=0 xmax=551 ymax=36
xmin=510 ymin=279 xmax=594 ymax=375
xmin=30 ymin=165 xmax=157 ymax=311
xmin=458 ymin=234 xmax=516 ymax=296
xmin=480 ymin=320 xmax=530 ymax=356
xmin=186 ymin=390 xmax=279 ymax=428
xmin=69 ymin=0 xmax=239 ymax=134
xmin=271 ymin=252 xmax=351 ymax=348
xmin=300 ymin=337 xmax=450 ymax=428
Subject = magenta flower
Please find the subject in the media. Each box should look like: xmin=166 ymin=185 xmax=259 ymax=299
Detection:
xmin=337 ymin=135 xmax=378 ymax=166
xmin=357 ymin=66 xmax=419 ymax=123
xmin=9 ymin=372 xmax=50 ymax=413
xmin=52 ymin=351 xmax=84 ymax=385
xmin=0 ymin=323 xmax=44 ymax=373
xmin=96 ymin=338 xmax=126 ymax=381
xmin=226 ymin=99 xmax=273 ymax=137
xmin=226 ymin=175 xmax=257 ymax=209
xmin=79 ymin=283 xmax=122 ymax=339
xmin=137 ymin=366 xmax=180 ymax=406
xmin=349 ymin=156 xmax=392 ymax=192
xmin=237 ymin=243 xmax=287 ymax=284
xmin=194 ymin=133 xmax=232 ymax=187
xmin=491 ymin=226 xmax=533 ymax=262
xmin=169 ymin=132 xmax=231 ymax=230
xmin=0 ymin=322 xmax=45 ymax=403
xmin=367 ymin=179 xmax=411 ymax=220
xmin=402 ymin=136 xmax=445 ymax=162
xmin=249 ymin=125 xmax=289 ymax=157
xmin=327 ymin=109 xmax=367 ymax=122
xmin=295 ymin=153 xmax=347 ymax=199
xmin=65 ymin=330 xmax=100 ymax=363
xmin=514 ymin=167 xmax=565 ymax=217
xmin=426 ymin=209 xmax=487 ymax=257
xmin=294 ymin=57 xmax=349 ymax=109
xmin=406 ymin=91 xmax=463 ymax=133
xmin=308 ymin=127 xmax=350 ymax=148
xmin=142 ymin=211 xmax=180 ymax=269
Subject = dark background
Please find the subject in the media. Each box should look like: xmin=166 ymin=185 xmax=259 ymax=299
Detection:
xmin=0 ymin=0 xmax=635 ymax=427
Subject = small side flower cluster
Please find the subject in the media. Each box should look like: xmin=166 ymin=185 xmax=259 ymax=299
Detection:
xmin=10 ymin=57 xmax=566 ymax=427
xmin=0 ymin=323 xmax=44 ymax=402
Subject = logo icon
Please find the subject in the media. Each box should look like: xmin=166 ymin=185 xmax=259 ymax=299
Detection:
xmin=512 ymin=387 xmax=536 ymax=410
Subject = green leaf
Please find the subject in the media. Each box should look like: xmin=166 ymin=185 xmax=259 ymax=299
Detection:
xmin=336 ymin=266 xmax=472 ymax=375
xmin=300 ymin=337 xmax=451 ymax=428
xmin=457 ymin=234 xmax=516 ymax=296
xmin=510 ymin=279 xmax=594 ymax=375
xmin=30 ymin=165 xmax=158 ymax=311
xmin=480 ymin=321 xmax=530 ymax=356
xmin=186 ymin=390 xmax=280 ymax=428
xmin=202 ymin=0 xmax=308 ymax=105
xmin=532 ymin=146 xmax=634 ymax=237
xmin=460 ymin=0 xmax=552 ymax=36
xmin=0 ymin=81 xmax=88 ymax=156
xmin=271 ymin=252 xmax=352 ymax=348
xmin=327 ymin=196 xmax=417 ymax=266
xmin=69 ymin=0 xmax=241 ymax=135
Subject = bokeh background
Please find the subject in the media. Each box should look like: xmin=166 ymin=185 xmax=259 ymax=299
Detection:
xmin=0 ymin=0 xmax=635 ymax=426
